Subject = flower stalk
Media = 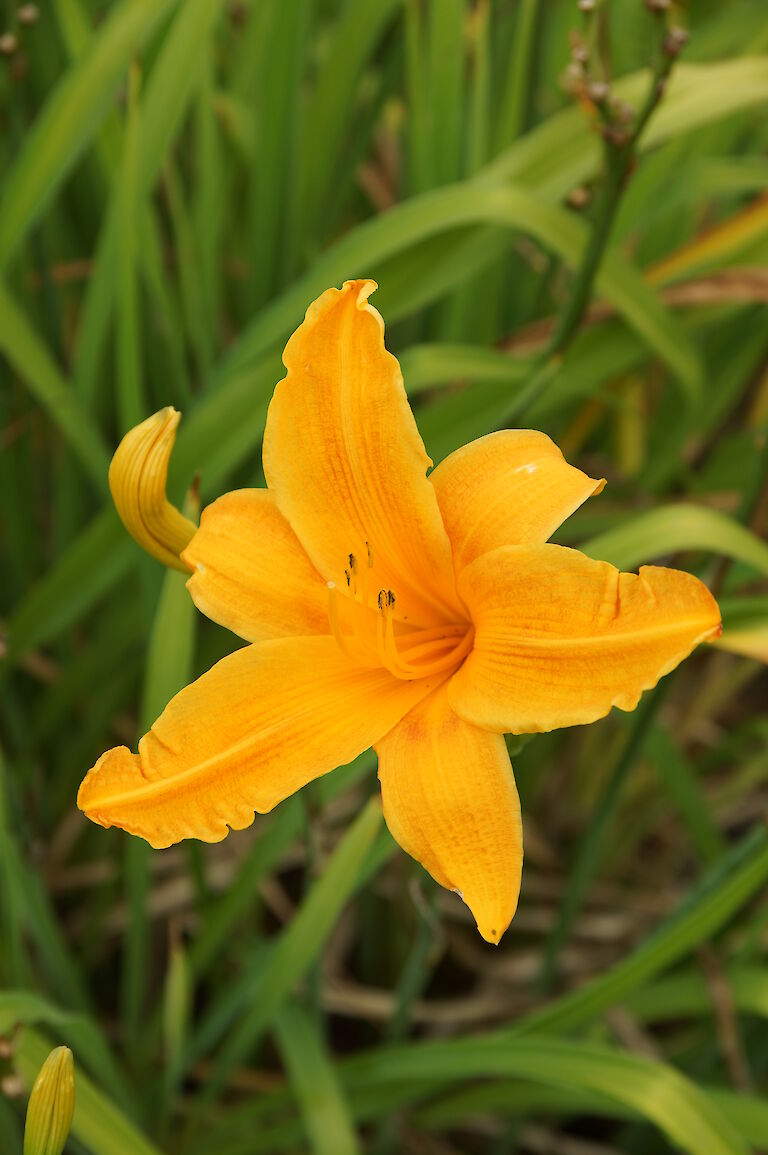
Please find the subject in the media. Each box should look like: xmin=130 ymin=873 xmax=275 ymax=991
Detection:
xmin=508 ymin=2 xmax=688 ymax=418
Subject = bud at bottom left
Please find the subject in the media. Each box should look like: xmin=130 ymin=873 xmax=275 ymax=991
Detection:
xmin=23 ymin=1046 xmax=75 ymax=1155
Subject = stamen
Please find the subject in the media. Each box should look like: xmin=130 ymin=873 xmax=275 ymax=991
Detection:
xmin=328 ymin=583 xmax=377 ymax=667
xmin=398 ymin=624 xmax=466 ymax=649
xmin=328 ymin=582 xmax=353 ymax=660
xmin=404 ymin=629 xmax=474 ymax=677
xmin=329 ymin=547 xmax=472 ymax=679
xmin=397 ymin=636 xmax=459 ymax=663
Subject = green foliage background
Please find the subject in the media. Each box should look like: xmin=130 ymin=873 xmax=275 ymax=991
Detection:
xmin=1 ymin=0 xmax=768 ymax=1152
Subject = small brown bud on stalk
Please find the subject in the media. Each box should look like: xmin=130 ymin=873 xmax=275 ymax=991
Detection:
xmin=602 ymin=123 xmax=632 ymax=149
xmin=18 ymin=5 xmax=39 ymax=24
xmin=568 ymin=30 xmax=589 ymax=65
xmin=586 ymin=80 xmax=610 ymax=105
xmin=561 ymin=61 xmax=585 ymax=97
xmin=2 ymin=1074 xmax=24 ymax=1097
xmin=663 ymin=27 xmax=690 ymax=58
xmin=0 ymin=32 xmax=17 ymax=54
xmin=23 ymin=1046 xmax=75 ymax=1155
xmin=567 ymin=186 xmax=592 ymax=209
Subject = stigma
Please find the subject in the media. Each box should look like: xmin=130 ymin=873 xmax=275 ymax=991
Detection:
xmin=328 ymin=543 xmax=473 ymax=681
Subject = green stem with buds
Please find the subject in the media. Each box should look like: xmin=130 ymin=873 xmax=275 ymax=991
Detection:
xmin=507 ymin=8 xmax=686 ymax=420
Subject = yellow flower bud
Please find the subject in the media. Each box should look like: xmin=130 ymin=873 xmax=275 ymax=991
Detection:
xmin=23 ymin=1046 xmax=75 ymax=1155
xmin=109 ymin=408 xmax=196 ymax=571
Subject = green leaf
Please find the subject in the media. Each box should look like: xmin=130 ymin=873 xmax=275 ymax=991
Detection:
xmin=627 ymin=966 xmax=768 ymax=1024
xmin=493 ymin=0 xmax=540 ymax=150
xmin=516 ymin=826 xmax=768 ymax=1037
xmin=0 ymin=0 xmax=177 ymax=269
xmin=141 ymin=580 xmax=196 ymax=729
xmin=274 ymin=1004 xmax=360 ymax=1155
xmin=582 ymin=503 xmax=768 ymax=576
xmin=122 ymin=560 xmax=198 ymax=1056
xmin=344 ymin=1037 xmax=748 ymax=1155
xmin=188 ymin=798 xmax=304 ymax=977
xmin=297 ymin=0 xmax=401 ymax=247
xmin=222 ymin=183 xmax=700 ymax=397
xmin=202 ymin=799 xmax=383 ymax=1103
xmin=116 ymin=63 xmax=144 ymax=433
xmin=0 ymin=992 xmax=131 ymax=1111
xmin=398 ymin=343 xmax=532 ymax=395
xmin=0 ymin=280 xmax=110 ymax=493
xmin=647 ymin=726 xmax=726 ymax=866
xmin=3 ymin=512 xmax=132 ymax=663
xmin=415 ymin=1078 xmax=768 ymax=1150
xmin=14 ymin=1028 xmax=162 ymax=1155
xmin=426 ymin=0 xmax=464 ymax=187
xmin=73 ymin=0 xmax=225 ymax=404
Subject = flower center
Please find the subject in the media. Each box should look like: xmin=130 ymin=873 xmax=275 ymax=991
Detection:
xmin=327 ymin=544 xmax=473 ymax=681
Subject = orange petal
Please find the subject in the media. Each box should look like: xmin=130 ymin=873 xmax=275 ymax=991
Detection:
xmin=430 ymin=429 xmax=604 ymax=575
xmin=78 ymin=637 xmax=438 ymax=848
xmin=263 ymin=280 xmax=461 ymax=627
xmin=376 ymin=685 xmax=523 ymax=944
xmin=182 ymin=489 xmax=329 ymax=641
xmin=449 ymin=545 xmax=721 ymax=734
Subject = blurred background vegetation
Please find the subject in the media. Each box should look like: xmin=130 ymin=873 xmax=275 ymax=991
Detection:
xmin=1 ymin=0 xmax=768 ymax=1152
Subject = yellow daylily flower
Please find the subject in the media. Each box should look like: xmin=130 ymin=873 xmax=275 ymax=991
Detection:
xmin=78 ymin=280 xmax=721 ymax=944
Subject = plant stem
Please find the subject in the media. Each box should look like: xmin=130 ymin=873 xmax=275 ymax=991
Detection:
xmin=507 ymin=16 xmax=681 ymax=420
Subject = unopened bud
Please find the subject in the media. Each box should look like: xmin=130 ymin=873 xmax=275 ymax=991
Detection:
xmin=17 ymin=5 xmax=39 ymax=24
xmin=567 ymin=186 xmax=591 ymax=209
xmin=23 ymin=1047 xmax=75 ymax=1155
xmin=644 ymin=0 xmax=670 ymax=11
xmin=108 ymin=408 xmax=196 ymax=571
xmin=2 ymin=1074 xmax=24 ymax=1097
xmin=561 ymin=61 xmax=585 ymax=95
xmin=0 ymin=32 xmax=17 ymax=54
xmin=568 ymin=30 xmax=589 ymax=65
xmin=586 ymin=80 xmax=610 ymax=104
xmin=663 ymin=27 xmax=689 ymax=57
xmin=578 ymin=0 xmax=596 ymax=11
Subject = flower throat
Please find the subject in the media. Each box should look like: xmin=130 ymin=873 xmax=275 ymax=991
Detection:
xmin=327 ymin=543 xmax=472 ymax=680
